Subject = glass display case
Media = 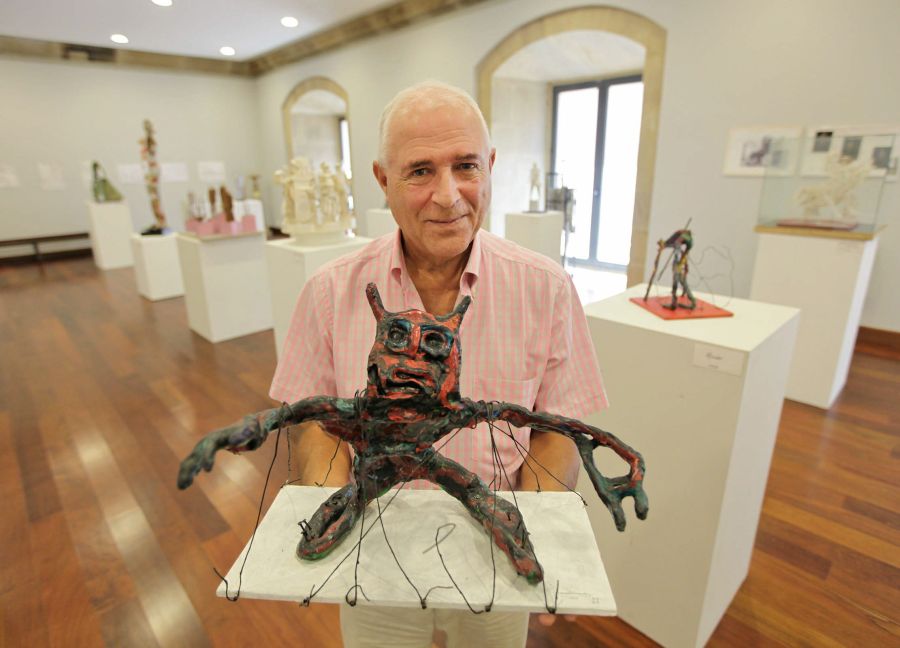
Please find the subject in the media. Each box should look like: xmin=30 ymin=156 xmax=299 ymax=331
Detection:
xmin=756 ymin=132 xmax=895 ymax=238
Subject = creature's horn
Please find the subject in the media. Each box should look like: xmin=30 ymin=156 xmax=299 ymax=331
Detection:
xmin=441 ymin=295 xmax=471 ymax=323
xmin=366 ymin=283 xmax=386 ymax=320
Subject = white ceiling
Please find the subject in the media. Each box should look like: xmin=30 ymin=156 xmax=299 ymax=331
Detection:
xmin=0 ymin=0 xmax=396 ymax=61
xmin=494 ymin=30 xmax=646 ymax=82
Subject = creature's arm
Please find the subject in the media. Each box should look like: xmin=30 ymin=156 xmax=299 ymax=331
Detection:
xmin=177 ymin=396 xmax=356 ymax=489
xmin=466 ymin=401 xmax=648 ymax=531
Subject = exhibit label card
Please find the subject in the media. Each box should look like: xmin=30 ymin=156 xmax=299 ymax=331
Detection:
xmin=161 ymin=162 xmax=189 ymax=183
xmin=37 ymin=162 xmax=66 ymax=190
xmin=692 ymin=343 xmax=744 ymax=376
xmin=198 ymin=161 xmax=226 ymax=183
xmin=0 ymin=164 xmax=20 ymax=188
xmin=117 ymin=163 xmax=144 ymax=185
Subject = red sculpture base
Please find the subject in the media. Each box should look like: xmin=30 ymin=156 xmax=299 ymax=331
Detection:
xmin=630 ymin=296 xmax=733 ymax=320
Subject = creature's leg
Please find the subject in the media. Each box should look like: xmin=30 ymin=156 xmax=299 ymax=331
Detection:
xmin=679 ymin=271 xmax=697 ymax=309
xmin=665 ymin=273 xmax=679 ymax=310
xmin=297 ymin=484 xmax=361 ymax=560
xmin=427 ymin=454 xmax=543 ymax=584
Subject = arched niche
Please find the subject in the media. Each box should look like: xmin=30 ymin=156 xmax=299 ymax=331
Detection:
xmin=477 ymin=7 xmax=666 ymax=286
xmin=281 ymin=76 xmax=355 ymax=195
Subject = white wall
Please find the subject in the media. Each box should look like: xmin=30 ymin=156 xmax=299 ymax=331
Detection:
xmin=290 ymin=113 xmax=342 ymax=168
xmin=253 ymin=0 xmax=900 ymax=332
xmin=490 ymin=77 xmax=548 ymax=237
xmin=0 ymin=57 xmax=262 ymax=256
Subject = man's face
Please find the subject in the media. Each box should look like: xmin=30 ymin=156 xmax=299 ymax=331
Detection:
xmin=373 ymin=103 xmax=496 ymax=265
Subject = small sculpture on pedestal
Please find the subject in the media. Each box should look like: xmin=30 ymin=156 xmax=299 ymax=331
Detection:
xmin=274 ymin=157 xmax=353 ymax=244
xmin=529 ymin=162 xmax=542 ymax=212
xmin=139 ymin=119 xmax=168 ymax=235
xmin=221 ymin=186 xmax=234 ymax=222
xmin=783 ymin=154 xmax=872 ymax=230
xmin=249 ymin=174 xmax=262 ymax=200
xmin=91 ymin=161 xmax=123 ymax=203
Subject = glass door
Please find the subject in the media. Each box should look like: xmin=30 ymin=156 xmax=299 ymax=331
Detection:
xmin=551 ymin=76 xmax=643 ymax=269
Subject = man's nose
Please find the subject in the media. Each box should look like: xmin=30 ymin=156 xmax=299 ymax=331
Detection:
xmin=431 ymin=169 xmax=461 ymax=209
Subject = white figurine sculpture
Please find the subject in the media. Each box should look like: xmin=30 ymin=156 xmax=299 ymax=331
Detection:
xmin=274 ymin=156 xmax=354 ymax=244
xmin=792 ymin=154 xmax=872 ymax=227
xmin=529 ymin=162 xmax=542 ymax=212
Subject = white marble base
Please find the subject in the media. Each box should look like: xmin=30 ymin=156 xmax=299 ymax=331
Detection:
xmin=504 ymin=211 xmax=563 ymax=264
xmin=217 ymin=486 xmax=615 ymax=615
xmin=86 ymin=201 xmax=134 ymax=269
xmin=131 ymin=233 xmax=184 ymax=300
xmin=176 ymin=232 xmax=273 ymax=343
xmin=266 ymin=237 xmax=372 ymax=358
xmin=580 ymin=284 xmax=799 ymax=648
xmin=750 ymin=231 xmax=879 ymax=409
xmin=358 ymin=208 xmax=397 ymax=239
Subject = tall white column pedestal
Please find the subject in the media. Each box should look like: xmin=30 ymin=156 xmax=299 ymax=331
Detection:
xmin=750 ymin=229 xmax=879 ymax=409
xmin=131 ymin=234 xmax=184 ymax=300
xmin=176 ymin=232 xmax=273 ymax=343
xmin=86 ymin=201 xmax=134 ymax=269
xmin=580 ymin=284 xmax=799 ymax=648
xmin=358 ymin=208 xmax=396 ymax=239
xmin=504 ymin=211 xmax=563 ymax=264
xmin=266 ymin=237 xmax=372 ymax=359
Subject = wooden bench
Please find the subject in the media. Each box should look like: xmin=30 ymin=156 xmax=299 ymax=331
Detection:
xmin=0 ymin=232 xmax=92 ymax=263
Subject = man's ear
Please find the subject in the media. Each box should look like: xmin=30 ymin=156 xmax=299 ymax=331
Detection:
xmin=372 ymin=161 xmax=388 ymax=194
xmin=488 ymin=148 xmax=497 ymax=172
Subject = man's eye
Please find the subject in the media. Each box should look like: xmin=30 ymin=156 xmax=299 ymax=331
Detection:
xmin=458 ymin=162 xmax=478 ymax=171
xmin=411 ymin=168 xmax=429 ymax=177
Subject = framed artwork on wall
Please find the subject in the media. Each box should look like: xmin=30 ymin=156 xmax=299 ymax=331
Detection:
xmin=723 ymin=126 xmax=802 ymax=177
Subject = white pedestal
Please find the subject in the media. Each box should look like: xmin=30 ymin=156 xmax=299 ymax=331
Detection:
xmin=750 ymin=230 xmax=879 ymax=409
xmin=131 ymin=234 xmax=184 ymax=300
xmin=579 ymin=284 xmax=799 ymax=648
xmin=86 ymin=201 xmax=134 ymax=269
xmin=176 ymin=232 xmax=273 ymax=343
xmin=504 ymin=211 xmax=563 ymax=264
xmin=217 ymin=486 xmax=616 ymax=615
xmin=358 ymin=208 xmax=397 ymax=239
xmin=235 ymin=199 xmax=265 ymax=233
xmin=266 ymin=237 xmax=372 ymax=358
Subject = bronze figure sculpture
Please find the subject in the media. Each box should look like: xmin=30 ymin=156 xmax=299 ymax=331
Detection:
xmin=139 ymin=119 xmax=168 ymax=235
xmin=91 ymin=161 xmax=122 ymax=203
xmin=178 ymin=284 xmax=648 ymax=585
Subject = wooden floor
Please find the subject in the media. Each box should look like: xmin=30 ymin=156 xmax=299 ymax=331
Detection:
xmin=1 ymin=258 xmax=897 ymax=647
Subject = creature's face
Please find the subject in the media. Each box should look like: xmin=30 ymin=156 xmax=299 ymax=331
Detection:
xmin=365 ymin=283 xmax=470 ymax=406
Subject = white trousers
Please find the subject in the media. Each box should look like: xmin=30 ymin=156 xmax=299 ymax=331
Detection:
xmin=340 ymin=604 xmax=529 ymax=648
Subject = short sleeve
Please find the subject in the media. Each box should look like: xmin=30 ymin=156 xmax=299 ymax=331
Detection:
xmin=533 ymin=274 xmax=608 ymax=418
xmin=269 ymin=274 xmax=338 ymax=402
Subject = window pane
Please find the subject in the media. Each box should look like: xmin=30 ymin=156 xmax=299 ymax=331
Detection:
xmin=596 ymin=81 xmax=643 ymax=266
xmin=553 ymin=87 xmax=599 ymax=261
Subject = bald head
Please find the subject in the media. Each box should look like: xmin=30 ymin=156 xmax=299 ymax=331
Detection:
xmin=377 ymin=81 xmax=491 ymax=166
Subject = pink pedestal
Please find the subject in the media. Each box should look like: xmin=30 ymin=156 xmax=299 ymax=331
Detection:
xmin=240 ymin=214 xmax=258 ymax=233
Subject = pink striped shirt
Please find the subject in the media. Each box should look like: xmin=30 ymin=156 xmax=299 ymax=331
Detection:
xmin=270 ymin=228 xmax=607 ymax=488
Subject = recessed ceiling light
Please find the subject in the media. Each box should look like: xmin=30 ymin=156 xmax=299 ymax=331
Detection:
xmin=110 ymin=34 xmax=129 ymax=44
xmin=281 ymin=16 xmax=299 ymax=28
xmin=219 ymin=46 xmax=235 ymax=56
xmin=151 ymin=0 xmax=173 ymax=6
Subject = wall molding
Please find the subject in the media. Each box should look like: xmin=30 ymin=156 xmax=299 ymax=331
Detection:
xmin=0 ymin=0 xmax=494 ymax=78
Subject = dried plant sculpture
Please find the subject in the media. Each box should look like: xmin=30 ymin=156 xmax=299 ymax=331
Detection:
xmin=178 ymin=284 xmax=648 ymax=585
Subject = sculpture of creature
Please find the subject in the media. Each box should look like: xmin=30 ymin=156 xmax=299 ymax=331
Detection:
xmin=139 ymin=119 xmax=167 ymax=234
xmin=317 ymin=162 xmax=339 ymax=225
xmin=529 ymin=163 xmax=541 ymax=211
xmin=273 ymin=169 xmax=295 ymax=229
xmin=334 ymin=169 xmax=352 ymax=221
xmin=250 ymin=174 xmax=262 ymax=200
xmin=647 ymin=229 xmax=696 ymax=310
xmin=177 ymin=284 xmax=648 ymax=584
xmin=794 ymin=154 xmax=872 ymax=223
xmin=91 ymin=161 xmax=122 ymax=203
xmin=220 ymin=186 xmax=234 ymax=222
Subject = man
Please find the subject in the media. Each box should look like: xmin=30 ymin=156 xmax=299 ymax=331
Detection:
xmin=270 ymin=81 xmax=605 ymax=647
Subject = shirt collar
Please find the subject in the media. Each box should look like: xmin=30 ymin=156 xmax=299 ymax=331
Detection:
xmin=390 ymin=228 xmax=482 ymax=298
